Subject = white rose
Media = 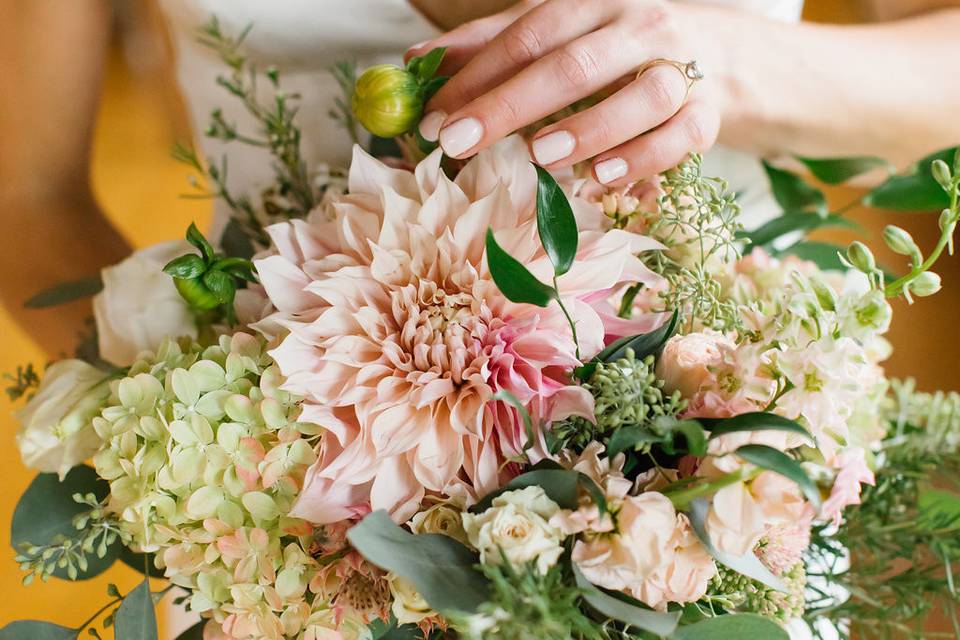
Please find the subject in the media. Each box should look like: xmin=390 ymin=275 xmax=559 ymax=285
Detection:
xmin=94 ymin=241 xmax=197 ymax=366
xmin=15 ymin=360 xmax=110 ymax=478
xmin=409 ymin=498 xmax=469 ymax=545
xmin=461 ymin=486 xmax=565 ymax=575
xmin=387 ymin=573 xmax=435 ymax=625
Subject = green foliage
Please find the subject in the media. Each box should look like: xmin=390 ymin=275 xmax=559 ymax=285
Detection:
xmin=740 ymin=213 xmax=856 ymax=249
xmin=4 ymin=363 xmax=40 ymax=402
xmin=762 ymin=161 xmax=827 ymax=216
xmin=573 ymin=565 xmax=680 ymax=637
xmin=534 ymin=165 xmax=579 ymax=276
xmin=113 ymin=580 xmax=158 ymax=640
xmin=329 ymin=59 xmax=361 ymax=144
xmin=471 ymin=461 xmax=607 ymax=515
xmin=702 ymin=412 xmax=813 ymax=443
xmin=734 ymin=445 xmax=821 ymax=508
xmin=575 ymin=310 xmax=679 ymax=381
xmin=347 ymin=510 xmax=490 ymax=614
xmin=710 ymin=563 xmax=806 ymax=624
xmin=671 ymin=613 xmax=789 ymax=640
xmin=452 ymin=561 xmax=608 ymax=640
xmin=796 ymin=155 xmax=891 ymax=185
xmin=864 ymin=146 xmax=959 ymax=211
xmin=23 ymin=276 xmax=104 ymax=309
xmin=12 ymin=466 xmax=123 ymax=583
xmin=0 ymin=621 xmax=77 ymax=640
xmin=780 ymin=241 xmax=848 ymax=272
xmin=485 ymin=229 xmax=557 ymax=307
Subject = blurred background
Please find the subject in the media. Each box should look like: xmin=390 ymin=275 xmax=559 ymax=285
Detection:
xmin=1 ymin=0 xmax=957 ymax=637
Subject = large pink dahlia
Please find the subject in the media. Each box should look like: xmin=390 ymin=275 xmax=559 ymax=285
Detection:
xmin=254 ymin=136 xmax=665 ymax=524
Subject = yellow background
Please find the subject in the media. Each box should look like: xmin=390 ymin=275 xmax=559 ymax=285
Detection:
xmin=1 ymin=0 xmax=957 ymax=636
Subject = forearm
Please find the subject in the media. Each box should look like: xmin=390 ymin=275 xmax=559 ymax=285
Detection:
xmin=705 ymin=7 xmax=960 ymax=165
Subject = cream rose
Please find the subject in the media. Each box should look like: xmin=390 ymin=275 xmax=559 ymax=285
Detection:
xmin=387 ymin=573 xmax=435 ymax=626
xmin=409 ymin=499 xmax=469 ymax=545
xmin=656 ymin=331 xmax=735 ymax=399
xmin=94 ymin=241 xmax=197 ymax=367
xmin=461 ymin=486 xmax=565 ymax=575
xmin=15 ymin=360 xmax=111 ymax=478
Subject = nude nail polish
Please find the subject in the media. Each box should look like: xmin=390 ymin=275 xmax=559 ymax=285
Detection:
xmin=595 ymin=157 xmax=628 ymax=184
xmin=439 ymin=118 xmax=483 ymax=157
xmin=532 ymin=131 xmax=576 ymax=165
xmin=419 ymin=111 xmax=446 ymax=142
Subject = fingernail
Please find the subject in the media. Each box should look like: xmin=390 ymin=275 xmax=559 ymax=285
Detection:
xmin=532 ymin=130 xmax=576 ymax=165
xmin=419 ymin=110 xmax=446 ymax=142
xmin=595 ymin=157 xmax=628 ymax=184
xmin=439 ymin=117 xmax=483 ymax=157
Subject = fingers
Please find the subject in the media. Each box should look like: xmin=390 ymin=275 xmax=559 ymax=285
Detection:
xmin=435 ymin=27 xmax=642 ymax=158
xmin=417 ymin=0 xmax=619 ymax=144
xmin=592 ymin=98 xmax=720 ymax=185
xmin=529 ymin=64 xmax=690 ymax=167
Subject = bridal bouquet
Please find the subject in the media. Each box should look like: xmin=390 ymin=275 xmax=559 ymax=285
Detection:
xmin=5 ymin=22 xmax=960 ymax=640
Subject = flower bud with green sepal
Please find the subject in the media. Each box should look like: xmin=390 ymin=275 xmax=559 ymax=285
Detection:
xmin=351 ymin=48 xmax=448 ymax=139
xmin=163 ymin=223 xmax=257 ymax=324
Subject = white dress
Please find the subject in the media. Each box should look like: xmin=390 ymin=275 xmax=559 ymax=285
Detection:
xmin=156 ymin=1 xmax=808 ymax=637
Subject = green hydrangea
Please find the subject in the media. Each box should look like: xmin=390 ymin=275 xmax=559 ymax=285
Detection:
xmin=709 ymin=563 xmax=806 ymax=624
xmin=550 ymin=349 xmax=685 ymax=453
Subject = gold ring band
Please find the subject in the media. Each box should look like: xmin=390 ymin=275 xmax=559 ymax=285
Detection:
xmin=635 ymin=58 xmax=703 ymax=103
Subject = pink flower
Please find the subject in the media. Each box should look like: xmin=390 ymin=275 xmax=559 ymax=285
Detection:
xmin=254 ymin=136 xmax=664 ymax=523
xmin=633 ymin=515 xmax=716 ymax=610
xmin=822 ymin=447 xmax=875 ymax=525
xmin=656 ymin=331 xmax=737 ymax=399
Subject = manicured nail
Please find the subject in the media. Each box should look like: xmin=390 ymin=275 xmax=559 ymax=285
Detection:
xmin=532 ymin=130 xmax=576 ymax=165
xmin=439 ymin=117 xmax=483 ymax=157
xmin=419 ymin=110 xmax=446 ymax=142
xmin=595 ymin=157 xmax=628 ymax=184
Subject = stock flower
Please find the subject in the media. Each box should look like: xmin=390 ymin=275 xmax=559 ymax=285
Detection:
xmin=822 ymin=447 xmax=875 ymax=524
xmin=462 ymin=486 xmax=566 ymax=574
xmin=254 ymin=136 xmax=664 ymax=523
xmin=94 ymin=241 xmax=198 ymax=366
xmin=14 ymin=359 xmax=111 ymax=478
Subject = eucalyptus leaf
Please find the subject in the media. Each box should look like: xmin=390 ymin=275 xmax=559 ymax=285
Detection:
xmin=173 ymin=621 xmax=206 ymax=640
xmin=472 ymin=469 xmax=579 ymax=512
xmin=865 ymin=146 xmax=958 ymax=211
xmin=24 ymin=276 xmax=103 ymax=309
xmin=0 ymin=621 xmax=77 ymax=640
xmin=573 ymin=565 xmax=680 ymax=637
xmin=762 ymin=161 xmax=827 ymax=216
xmin=687 ymin=499 xmax=787 ymax=592
xmin=485 ymin=229 xmax=557 ymax=307
xmin=575 ymin=311 xmax=679 ymax=380
xmin=114 ymin=579 xmax=159 ymax=640
xmin=796 ymin=155 xmax=890 ymax=185
xmin=702 ymin=412 xmax=813 ymax=443
xmin=347 ymin=511 xmax=489 ymax=614
xmin=11 ymin=466 xmax=119 ymax=581
xmin=671 ymin=613 xmax=789 ymax=639
xmin=742 ymin=213 xmax=857 ymax=248
xmin=735 ymin=445 xmax=821 ymax=508
xmin=534 ymin=165 xmax=578 ymax=276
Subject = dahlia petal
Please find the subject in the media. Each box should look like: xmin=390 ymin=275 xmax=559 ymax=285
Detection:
xmin=348 ymin=144 xmax=419 ymax=200
xmin=253 ymin=256 xmax=314 ymax=313
xmin=370 ymin=454 xmax=425 ymax=522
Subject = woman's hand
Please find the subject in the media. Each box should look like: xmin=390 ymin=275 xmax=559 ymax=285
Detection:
xmin=406 ymin=0 xmax=724 ymax=185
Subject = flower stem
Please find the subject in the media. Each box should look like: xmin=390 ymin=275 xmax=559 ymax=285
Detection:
xmin=553 ymin=275 xmax=581 ymax=361
xmin=663 ymin=466 xmax=761 ymax=510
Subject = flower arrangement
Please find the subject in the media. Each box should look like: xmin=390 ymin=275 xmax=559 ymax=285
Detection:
xmin=5 ymin=22 xmax=960 ymax=640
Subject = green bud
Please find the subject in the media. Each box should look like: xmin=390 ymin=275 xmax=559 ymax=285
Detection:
xmin=846 ymin=241 xmax=876 ymax=273
xmin=882 ymin=225 xmax=919 ymax=257
xmin=932 ymin=159 xmax=953 ymax=191
xmin=910 ymin=271 xmax=942 ymax=297
xmin=352 ymin=64 xmax=424 ymax=138
xmin=174 ymin=276 xmax=222 ymax=310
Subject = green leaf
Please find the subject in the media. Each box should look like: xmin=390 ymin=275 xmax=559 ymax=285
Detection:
xmin=702 ymin=412 xmax=813 ymax=443
xmin=202 ymin=269 xmax=237 ymax=305
xmin=407 ymin=47 xmax=446 ymax=82
xmin=0 ymin=621 xmax=77 ymax=640
xmin=534 ymin=165 xmax=578 ymax=276
xmin=606 ymin=426 xmax=666 ymax=459
xmin=11 ymin=466 xmax=119 ymax=581
xmin=671 ymin=613 xmax=788 ymax=639
xmin=485 ymin=229 xmax=557 ymax=307
xmin=735 ymin=445 xmax=821 ymax=508
xmin=762 ymin=161 xmax=827 ymax=215
xmin=118 ymin=548 xmax=165 ymax=578
xmin=664 ymin=420 xmax=709 ymax=457
xmin=347 ymin=511 xmax=489 ymax=614
xmin=114 ymin=579 xmax=158 ymax=640
xmin=173 ymin=621 xmax=206 ymax=640
xmin=865 ymin=146 xmax=958 ymax=211
xmin=163 ymin=254 xmax=207 ymax=279
xmin=741 ymin=213 xmax=857 ymax=248
xmin=24 ymin=277 xmax=103 ymax=309
xmin=186 ymin=222 xmax=216 ymax=261
xmin=575 ymin=311 xmax=679 ymax=380
xmin=473 ymin=469 xmax=579 ymax=512
xmin=212 ymin=258 xmax=258 ymax=282
xmin=917 ymin=487 xmax=960 ymax=532
xmin=686 ymin=499 xmax=786 ymax=592
xmin=573 ymin=565 xmax=680 ymax=637
xmin=797 ymin=155 xmax=890 ymax=185
xmin=369 ymin=618 xmax=421 ymax=640
xmin=779 ymin=240 xmax=848 ymax=272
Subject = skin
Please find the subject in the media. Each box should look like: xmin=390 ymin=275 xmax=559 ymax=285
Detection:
xmin=407 ymin=0 xmax=960 ymax=186
xmin=1 ymin=0 xmax=956 ymax=355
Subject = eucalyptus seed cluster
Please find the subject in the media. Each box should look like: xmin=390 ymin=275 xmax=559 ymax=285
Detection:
xmin=550 ymin=349 xmax=685 ymax=453
xmin=710 ymin=562 xmax=806 ymax=624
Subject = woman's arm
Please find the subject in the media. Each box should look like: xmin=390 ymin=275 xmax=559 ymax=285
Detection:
xmin=1 ymin=0 xmax=130 ymax=357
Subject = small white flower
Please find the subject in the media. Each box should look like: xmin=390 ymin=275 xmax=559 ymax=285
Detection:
xmin=15 ymin=360 xmax=110 ymax=478
xmin=461 ymin=486 xmax=565 ymax=575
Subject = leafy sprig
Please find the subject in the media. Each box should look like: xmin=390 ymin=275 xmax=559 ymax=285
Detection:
xmin=4 ymin=363 xmax=40 ymax=401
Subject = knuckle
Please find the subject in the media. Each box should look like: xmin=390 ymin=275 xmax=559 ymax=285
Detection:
xmin=554 ymin=43 xmax=601 ymax=88
xmin=641 ymin=67 xmax=683 ymax=115
xmin=501 ymin=24 xmax=545 ymax=67
xmin=681 ymin=106 xmax=718 ymax=151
